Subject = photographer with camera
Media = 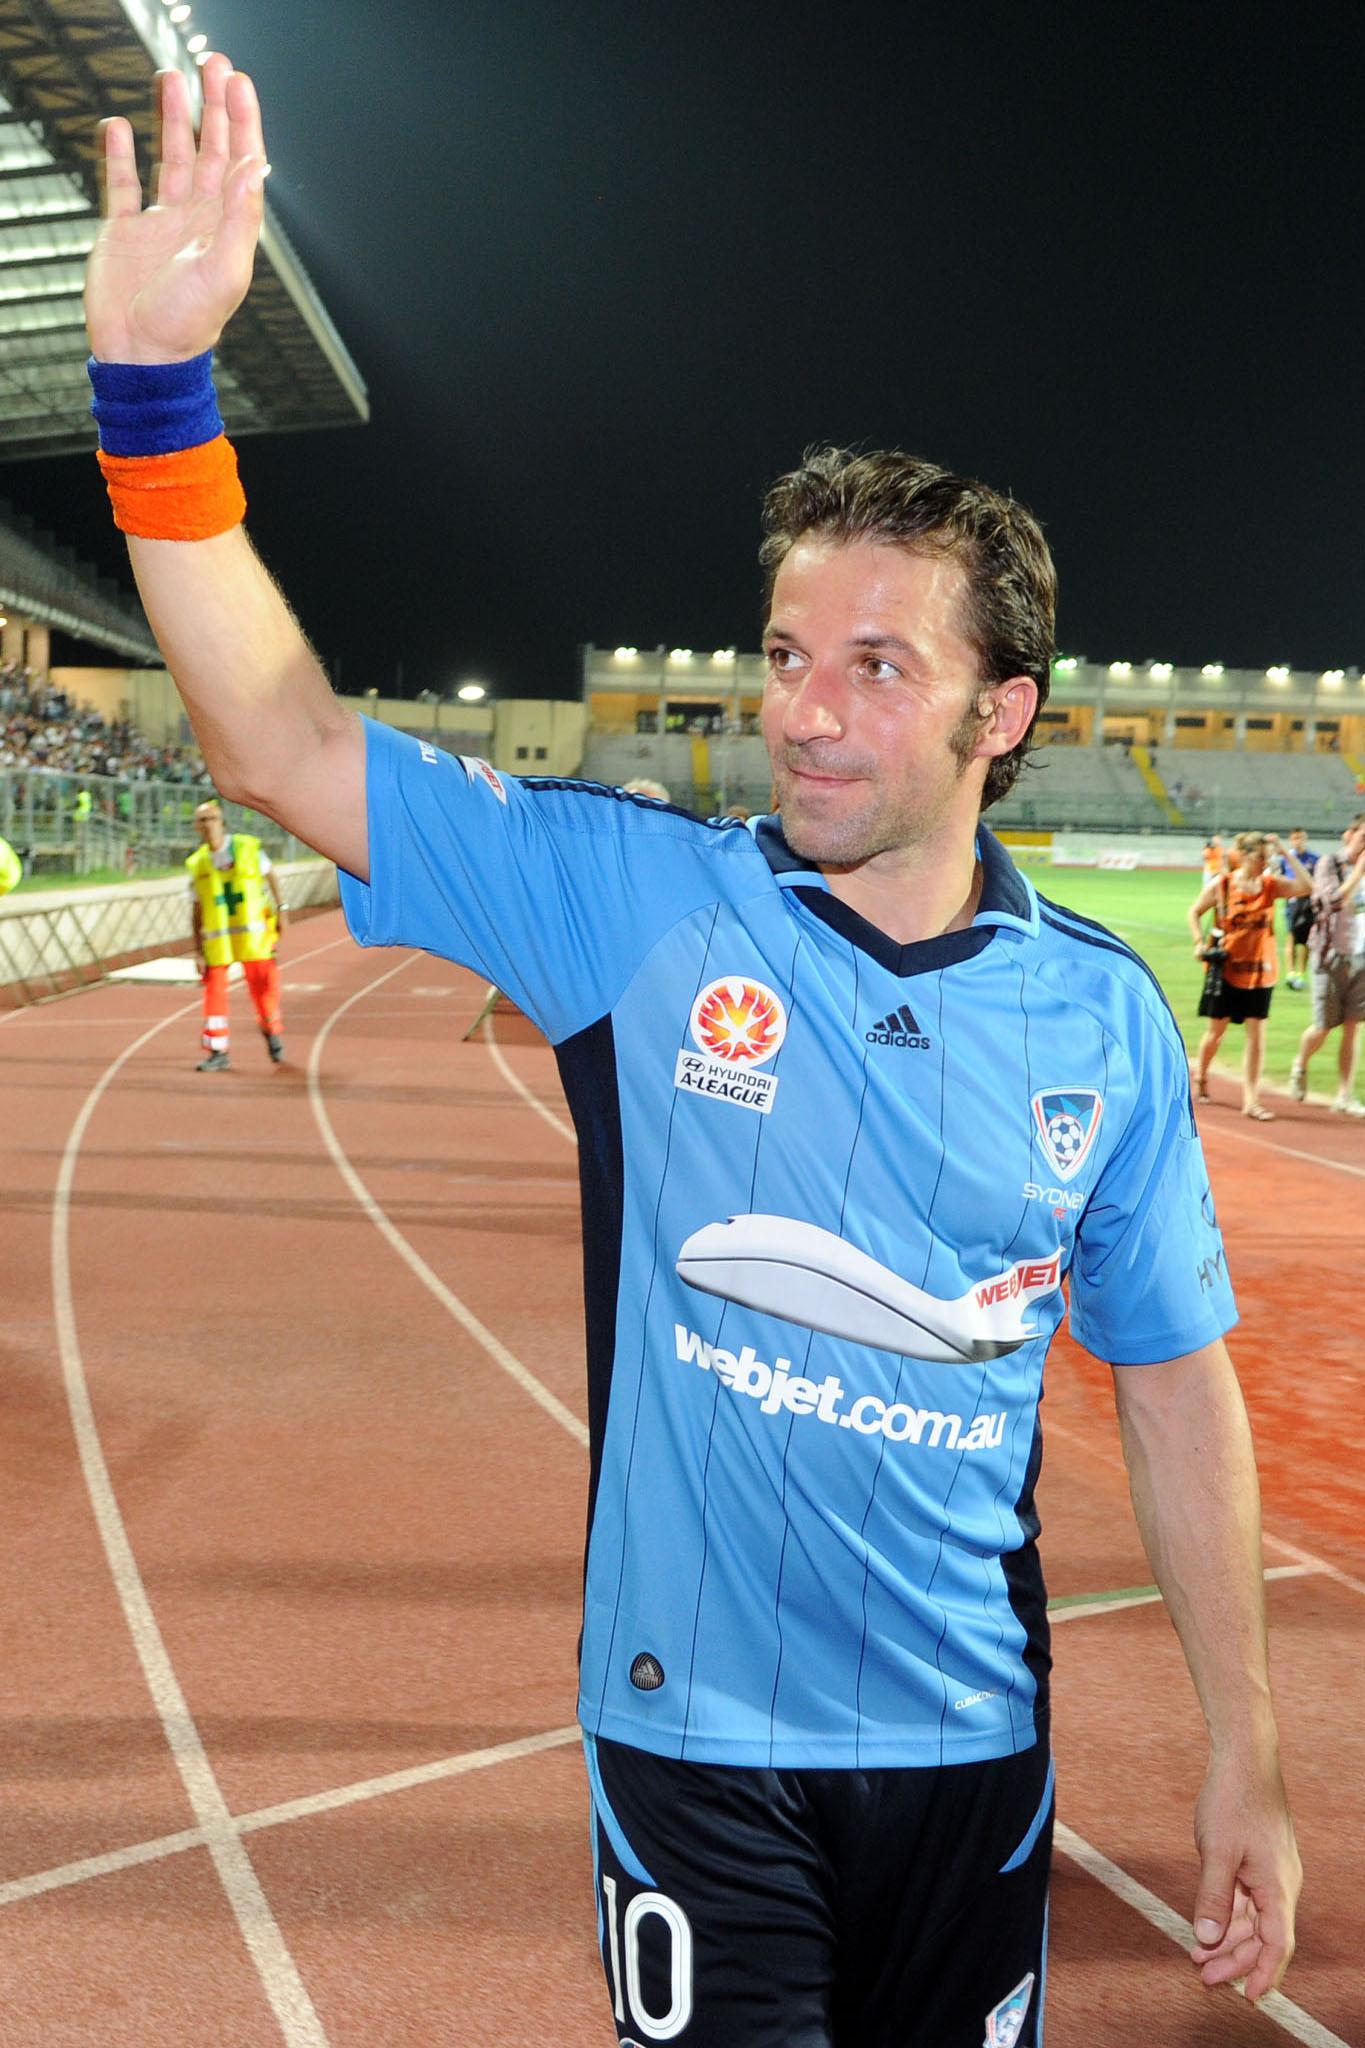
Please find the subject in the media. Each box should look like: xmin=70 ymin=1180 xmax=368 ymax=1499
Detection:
xmin=1189 ymin=831 xmax=1311 ymax=1120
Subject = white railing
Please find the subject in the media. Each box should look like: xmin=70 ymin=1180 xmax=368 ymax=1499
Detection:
xmin=0 ymin=861 xmax=339 ymax=1006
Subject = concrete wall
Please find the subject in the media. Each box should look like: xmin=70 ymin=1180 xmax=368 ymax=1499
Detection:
xmin=493 ymin=699 xmax=586 ymax=777
xmin=49 ymin=667 xmax=186 ymax=745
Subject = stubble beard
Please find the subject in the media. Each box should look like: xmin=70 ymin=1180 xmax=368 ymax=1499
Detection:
xmin=775 ymin=701 xmax=987 ymax=869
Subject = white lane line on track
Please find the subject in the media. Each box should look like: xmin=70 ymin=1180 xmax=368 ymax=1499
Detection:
xmin=1260 ymin=1530 xmax=1365 ymax=1601
xmin=307 ymin=958 xmax=589 ymax=1449
xmin=1041 ymin=1414 xmax=1365 ymax=1606
xmin=0 ymin=1726 xmax=580 ymax=1910
xmin=1050 ymin=1563 xmax=1316 ymax=1625
xmin=481 ymin=1002 xmax=576 ymax=1144
xmin=1199 ymin=1115 xmax=1365 ymax=1180
xmin=49 ymin=936 xmax=357 ymax=2047
xmin=1053 ymin=1820 xmax=1350 ymax=2047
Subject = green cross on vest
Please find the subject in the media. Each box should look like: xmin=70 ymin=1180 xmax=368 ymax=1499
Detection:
xmin=221 ymin=879 xmax=246 ymax=917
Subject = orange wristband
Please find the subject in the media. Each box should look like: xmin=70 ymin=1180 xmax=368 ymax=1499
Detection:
xmin=97 ymin=434 xmax=246 ymax=541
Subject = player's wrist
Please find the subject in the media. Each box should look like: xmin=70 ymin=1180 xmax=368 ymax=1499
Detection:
xmin=87 ymin=352 xmax=245 ymax=540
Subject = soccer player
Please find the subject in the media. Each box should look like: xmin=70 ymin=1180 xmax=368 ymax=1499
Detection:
xmin=83 ymin=58 xmax=1300 ymax=2045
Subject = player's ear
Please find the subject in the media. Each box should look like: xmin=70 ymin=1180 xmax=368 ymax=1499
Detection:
xmin=973 ymin=677 xmax=1037 ymax=761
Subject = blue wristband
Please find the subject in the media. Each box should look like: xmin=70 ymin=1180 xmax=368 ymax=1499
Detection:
xmin=88 ymin=351 xmax=224 ymax=457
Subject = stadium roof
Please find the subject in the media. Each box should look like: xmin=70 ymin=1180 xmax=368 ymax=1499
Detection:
xmin=0 ymin=0 xmax=368 ymax=462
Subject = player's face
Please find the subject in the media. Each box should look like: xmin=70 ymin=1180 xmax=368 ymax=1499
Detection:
xmin=761 ymin=537 xmax=1029 ymax=867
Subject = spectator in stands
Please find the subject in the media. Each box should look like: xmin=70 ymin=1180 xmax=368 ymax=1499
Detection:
xmin=1279 ymin=828 xmax=1319 ymax=990
xmin=1288 ymin=816 xmax=1365 ymax=1118
xmin=1189 ymin=831 xmax=1312 ymax=1120
xmin=0 ymin=669 xmax=208 ymax=784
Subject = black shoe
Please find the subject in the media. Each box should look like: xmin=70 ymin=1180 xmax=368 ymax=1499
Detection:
xmin=196 ymin=1050 xmax=231 ymax=1072
xmin=266 ymin=1034 xmax=285 ymax=1064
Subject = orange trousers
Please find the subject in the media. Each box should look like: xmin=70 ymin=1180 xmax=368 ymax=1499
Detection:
xmin=201 ymin=958 xmax=282 ymax=1054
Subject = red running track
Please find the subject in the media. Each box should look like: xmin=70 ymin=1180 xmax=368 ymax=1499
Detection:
xmin=1 ymin=908 xmax=1361 ymax=2046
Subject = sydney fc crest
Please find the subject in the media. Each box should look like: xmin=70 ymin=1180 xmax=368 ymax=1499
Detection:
xmin=1031 ymin=1087 xmax=1103 ymax=1183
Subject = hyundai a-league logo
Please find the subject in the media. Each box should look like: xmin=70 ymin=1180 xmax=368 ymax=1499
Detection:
xmin=690 ymin=978 xmax=787 ymax=1065
xmin=676 ymin=977 xmax=788 ymax=1115
xmin=983 ymin=1970 xmax=1035 ymax=2047
xmin=1031 ymin=1086 xmax=1103 ymax=1182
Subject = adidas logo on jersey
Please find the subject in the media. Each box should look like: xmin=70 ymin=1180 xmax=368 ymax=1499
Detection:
xmin=629 ymin=1652 xmax=666 ymax=1691
xmin=866 ymin=1002 xmax=930 ymax=1050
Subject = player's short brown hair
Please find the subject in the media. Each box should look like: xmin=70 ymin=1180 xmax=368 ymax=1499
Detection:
xmin=759 ymin=446 xmax=1057 ymax=808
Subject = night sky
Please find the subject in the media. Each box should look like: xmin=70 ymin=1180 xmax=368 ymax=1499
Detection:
xmin=13 ymin=1 xmax=1365 ymax=698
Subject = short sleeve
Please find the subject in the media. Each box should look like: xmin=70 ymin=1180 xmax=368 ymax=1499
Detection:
xmin=1068 ymin=1001 xmax=1237 ymax=1365
xmin=338 ymin=719 xmax=747 ymax=1043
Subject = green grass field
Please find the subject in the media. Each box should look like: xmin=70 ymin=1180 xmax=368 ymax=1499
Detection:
xmin=12 ymin=865 xmax=183 ymax=893
xmin=1037 ymin=864 xmax=1316 ymax=1089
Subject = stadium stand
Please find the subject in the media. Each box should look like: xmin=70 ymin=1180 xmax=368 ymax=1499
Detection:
xmin=1158 ymin=747 xmax=1359 ymax=834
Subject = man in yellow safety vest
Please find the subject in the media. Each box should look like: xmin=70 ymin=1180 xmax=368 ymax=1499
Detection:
xmin=186 ymin=797 xmax=287 ymax=1071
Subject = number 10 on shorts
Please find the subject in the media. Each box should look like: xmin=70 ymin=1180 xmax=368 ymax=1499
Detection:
xmin=601 ymin=1873 xmax=695 ymax=2041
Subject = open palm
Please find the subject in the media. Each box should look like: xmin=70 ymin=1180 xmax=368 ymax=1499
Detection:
xmin=85 ymin=55 xmax=267 ymax=366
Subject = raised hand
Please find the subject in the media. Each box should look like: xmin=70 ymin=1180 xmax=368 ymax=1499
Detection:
xmin=84 ymin=54 xmax=268 ymax=366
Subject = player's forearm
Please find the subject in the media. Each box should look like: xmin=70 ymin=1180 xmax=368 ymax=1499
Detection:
xmin=1114 ymin=1345 xmax=1279 ymax=1758
xmin=128 ymin=525 xmax=344 ymax=811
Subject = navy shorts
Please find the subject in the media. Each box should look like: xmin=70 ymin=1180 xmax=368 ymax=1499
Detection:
xmin=585 ymin=1733 xmax=1054 ymax=2048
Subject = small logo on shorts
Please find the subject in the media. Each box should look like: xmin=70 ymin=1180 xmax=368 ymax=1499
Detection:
xmin=983 ymin=1971 xmax=1035 ymax=2048
xmin=629 ymin=1652 xmax=665 ymax=1691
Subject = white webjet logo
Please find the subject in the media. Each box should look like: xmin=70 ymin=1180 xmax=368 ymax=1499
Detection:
xmin=676 ymin=1214 xmax=1061 ymax=1363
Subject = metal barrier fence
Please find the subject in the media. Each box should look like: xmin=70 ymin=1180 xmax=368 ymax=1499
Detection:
xmin=0 ymin=860 xmax=339 ymax=1008
xmin=0 ymin=766 xmax=318 ymax=876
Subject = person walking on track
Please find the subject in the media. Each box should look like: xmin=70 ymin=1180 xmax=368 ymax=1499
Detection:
xmin=187 ymin=797 xmax=286 ymax=1071
xmin=81 ymin=57 xmax=1300 ymax=2046
xmin=1189 ymin=830 xmax=1311 ymax=1120
xmin=1288 ymin=814 xmax=1365 ymax=1117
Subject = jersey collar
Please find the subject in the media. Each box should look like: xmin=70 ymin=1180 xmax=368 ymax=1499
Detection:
xmin=753 ymin=813 xmax=1040 ymax=976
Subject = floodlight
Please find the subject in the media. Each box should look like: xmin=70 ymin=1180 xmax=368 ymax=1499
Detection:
xmin=169 ymin=5 xmax=191 ymax=20
xmin=613 ymin=646 xmax=638 ymax=661
xmin=1200 ymin=664 xmax=1224 ymax=678
xmin=1265 ymin=666 xmax=1291 ymax=684
xmin=456 ymin=682 xmax=487 ymax=703
xmin=1108 ymin=661 xmax=1132 ymax=677
xmin=1149 ymin=662 xmax=1173 ymax=680
xmin=668 ymin=648 xmax=693 ymax=662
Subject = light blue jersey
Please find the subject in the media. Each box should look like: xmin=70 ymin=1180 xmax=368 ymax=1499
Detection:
xmin=341 ymin=720 xmax=1236 ymax=1769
